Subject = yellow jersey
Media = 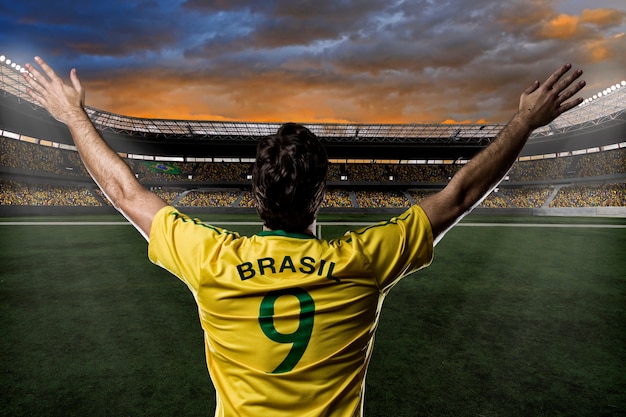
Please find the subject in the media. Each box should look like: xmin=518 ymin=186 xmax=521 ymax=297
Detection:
xmin=148 ymin=205 xmax=433 ymax=417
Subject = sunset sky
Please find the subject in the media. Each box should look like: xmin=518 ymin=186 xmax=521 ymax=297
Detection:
xmin=1 ymin=0 xmax=625 ymax=124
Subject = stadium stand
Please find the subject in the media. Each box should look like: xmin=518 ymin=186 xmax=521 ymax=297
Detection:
xmin=0 ymin=179 xmax=101 ymax=206
xmin=1 ymin=54 xmax=625 ymax=215
xmin=2 ymin=130 xmax=625 ymax=212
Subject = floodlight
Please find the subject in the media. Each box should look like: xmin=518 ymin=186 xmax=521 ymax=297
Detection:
xmin=6 ymin=59 xmax=11 ymax=65
xmin=0 ymin=55 xmax=5 ymax=62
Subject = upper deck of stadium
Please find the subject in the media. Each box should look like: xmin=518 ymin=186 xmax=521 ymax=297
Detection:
xmin=1 ymin=54 xmax=625 ymax=161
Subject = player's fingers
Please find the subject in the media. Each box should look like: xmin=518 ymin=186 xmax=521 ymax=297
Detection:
xmin=543 ymin=63 xmax=572 ymax=90
xmin=69 ymin=68 xmax=81 ymax=90
xmin=523 ymin=80 xmax=540 ymax=95
xmin=556 ymin=69 xmax=584 ymax=95
xmin=549 ymin=66 xmax=583 ymax=95
xmin=556 ymin=82 xmax=585 ymax=112
xmin=23 ymin=63 xmax=46 ymax=86
xmin=557 ymin=96 xmax=584 ymax=115
xmin=69 ymin=68 xmax=85 ymax=103
xmin=34 ymin=56 xmax=60 ymax=83
xmin=23 ymin=79 xmax=46 ymax=107
xmin=559 ymin=79 xmax=586 ymax=102
xmin=23 ymin=65 xmax=47 ymax=98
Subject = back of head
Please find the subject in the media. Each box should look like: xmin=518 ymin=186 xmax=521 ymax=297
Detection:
xmin=252 ymin=123 xmax=328 ymax=232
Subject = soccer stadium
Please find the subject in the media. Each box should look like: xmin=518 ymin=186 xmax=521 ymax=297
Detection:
xmin=1 ymin=53 xmax=626 ymax=416
xmin=1 ymin=53 xmax=625 ymax=217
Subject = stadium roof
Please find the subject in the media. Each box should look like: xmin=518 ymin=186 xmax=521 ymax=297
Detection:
xmin=1 ymin=54 xmax=625 ymax=160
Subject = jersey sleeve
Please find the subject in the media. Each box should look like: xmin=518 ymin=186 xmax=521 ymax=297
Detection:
xmin=343 ymin=204 xmax=434 ymax=291
xmin=148 ymin=206 xmax=238 ymax=294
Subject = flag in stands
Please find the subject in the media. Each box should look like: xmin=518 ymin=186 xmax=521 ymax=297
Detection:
xmin=143 ymin=161 xmax=182 ymax=175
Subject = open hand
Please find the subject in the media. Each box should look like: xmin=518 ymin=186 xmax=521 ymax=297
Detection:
xmin=23 ymin=56 xmax=85 ymax=125
xmin=518 ymin=63 xmax=586 ymax=129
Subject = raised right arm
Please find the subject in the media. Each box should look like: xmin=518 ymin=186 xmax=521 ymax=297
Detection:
xmin=24 ymin=57 xmax=167 ymax=240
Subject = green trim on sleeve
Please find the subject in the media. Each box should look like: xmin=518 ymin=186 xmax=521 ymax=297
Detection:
xmin=168 ymin=209 xmax=239 ymax=236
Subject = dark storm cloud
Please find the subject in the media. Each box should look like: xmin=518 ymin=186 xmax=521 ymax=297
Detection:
xmin=2 ymin=1 xmax=179 ymax=57
xmin=1 ymin=0 xmax=624 ymax=123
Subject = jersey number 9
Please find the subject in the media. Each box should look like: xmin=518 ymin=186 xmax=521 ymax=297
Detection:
xmin=259 ymin=288 xmax=315 ymax=373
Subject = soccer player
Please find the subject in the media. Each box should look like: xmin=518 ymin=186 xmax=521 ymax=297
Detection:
xmin=23 ymin=56 xmax=585 ymax=416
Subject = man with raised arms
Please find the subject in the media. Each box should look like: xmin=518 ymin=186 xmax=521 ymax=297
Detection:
xmin=24 ymin=57 xmax=584 ymax=416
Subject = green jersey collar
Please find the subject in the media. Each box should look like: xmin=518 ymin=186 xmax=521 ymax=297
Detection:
xmin=257 ymin=230 xmax=317 ymax=240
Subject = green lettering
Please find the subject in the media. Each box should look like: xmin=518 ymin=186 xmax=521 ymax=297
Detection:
xmin=237 ymin=262 xmax=256 ymax=280
xmin=317 ymin=259 xmax=327 ymax=276
xmin=326 ymin=261 xmax=340 ymax=282
xmin=279 ymin=256 xmax=296 ymax=273
xmin=172 ymin=212 xmax=188 ymax=222
xmin=299 ymin=257 xmax=315 ymax=274
xmin=258 ymin=257 xmax=276 ymax=275
xmin=259 ymin=288 xmax=315 ymax=373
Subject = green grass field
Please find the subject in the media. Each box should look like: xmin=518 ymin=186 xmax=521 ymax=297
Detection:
xmin=1 ymin=213 xmax=625 ymax=416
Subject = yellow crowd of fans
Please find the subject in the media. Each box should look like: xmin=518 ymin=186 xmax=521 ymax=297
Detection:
xmin=355 ymin=191 xmax=411 ymax=208
xmin=322 ymin=190 xmax=353 ymax=208
xmin=499 ymin=187 xmax=553 ymax=208
xmin=2 ymin=135 xmax=625 ymax=209
xmin=1 ymin=137 xmax=88 ymax=177
xmin=550 ymin=184 xmax=626 ymax=208
xmin=508 ymin=149 xmax=625 ymax=182
xmin=2 ymin=179 xmax=624 ymax=208
xmin=178 ymin=190 xmax=240 ymax=207
xmin=0 ymin=179 xmax=100 ymax=206
xmin=2 ymin=136 xmax=625 ymax=183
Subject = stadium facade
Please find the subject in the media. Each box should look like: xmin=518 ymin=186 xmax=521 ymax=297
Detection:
xmin=1 ymin=54 xmax=625 ymax=217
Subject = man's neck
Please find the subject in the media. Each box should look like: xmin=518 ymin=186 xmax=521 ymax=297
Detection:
xmin=262 ymin=221 xmax=317 ymax=237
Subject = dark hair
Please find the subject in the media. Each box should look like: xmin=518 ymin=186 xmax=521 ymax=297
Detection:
xmin=252 ymin=123 xmax=328 ymax=232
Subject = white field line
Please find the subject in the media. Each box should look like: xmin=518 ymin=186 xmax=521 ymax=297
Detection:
xmin=1 ymin=221 xmax=625 ymax=229
xmin=456 ymin=223 xmax=626 ymax=228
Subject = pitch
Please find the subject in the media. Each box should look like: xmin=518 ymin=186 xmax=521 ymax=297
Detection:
xmin=1 ymin=213 xmax=625 ymax=416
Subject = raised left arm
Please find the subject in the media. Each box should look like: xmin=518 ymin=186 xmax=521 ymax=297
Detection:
xmin=419 ymin=63 xmax=586 ymax=244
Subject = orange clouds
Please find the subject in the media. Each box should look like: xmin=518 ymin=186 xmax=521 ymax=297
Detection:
xmin=581 ymin=8 xmax=625 ymax=27
xmin=585 ymin=39 xmax=611 ymax=62
xmin=527 ymin=7 xmax=625 ymax=67
xmin=538 ymin=8 xmax=626 ymax=40
xmin=540 ymin=14 xmax=581 ymax=40
xmin=442 ymin=119 xmax=480 ymax=125
xmin=84 ymin=72 xmax=359 ymax=123
xmin=50 ymin=2 xmax=624 ymax=126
